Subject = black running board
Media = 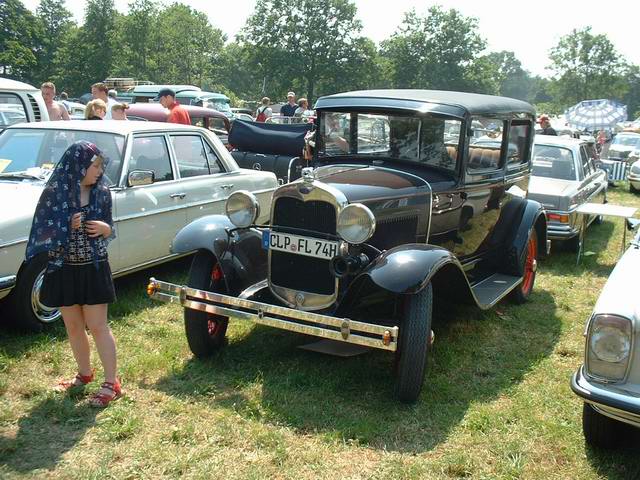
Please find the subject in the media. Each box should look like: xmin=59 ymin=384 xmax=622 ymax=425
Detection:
xmin=471 ymin=273 xmax=522 ymax=309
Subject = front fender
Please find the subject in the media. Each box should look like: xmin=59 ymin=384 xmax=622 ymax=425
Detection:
xmin=360 ymin=244 xmax=465 ymax=295
xmin=171 ymin=215 xmax=267 ymax=296
xmin=510 ymin=199 xmax=547 ymax=274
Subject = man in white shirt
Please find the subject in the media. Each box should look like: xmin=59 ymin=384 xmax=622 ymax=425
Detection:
xmin=91 ymin=82 xmax=119 ymax=119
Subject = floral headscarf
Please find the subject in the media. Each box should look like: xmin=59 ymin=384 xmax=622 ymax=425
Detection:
xmin=26 ymin=141 xmax=115 ymax=271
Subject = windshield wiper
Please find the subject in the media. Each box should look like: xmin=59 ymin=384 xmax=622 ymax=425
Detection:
xmin=0 ymin=171 xmax=47 ymax=180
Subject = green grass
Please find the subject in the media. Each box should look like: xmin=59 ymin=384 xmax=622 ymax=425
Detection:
xmin=1 ymin=184 xmax=640 ymax=479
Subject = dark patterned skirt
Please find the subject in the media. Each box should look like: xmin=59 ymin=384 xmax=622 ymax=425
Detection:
xmin=40 ymin=259 xmax=116 ymax=307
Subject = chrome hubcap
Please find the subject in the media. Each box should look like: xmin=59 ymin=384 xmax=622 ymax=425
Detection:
xmin=31 ymin=269 xmax=61 ymax=323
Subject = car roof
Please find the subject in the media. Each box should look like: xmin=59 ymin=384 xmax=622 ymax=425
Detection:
xmin=0 ymin=77 xmax=39 ymax=91
xmin=126 ymin=103 xmax=228 ymax=120
xmin=534 ymin=135 xmax=584 ymax=147
xmin=177 ymin=91 xmax=229 ymax=100
xmin=315 ymin=89 xmax=535 ymax=117
xmin=6 ymin=119 xmax=204 ymax=135
xmin=130 ymin=84 xmax=201 ymax=94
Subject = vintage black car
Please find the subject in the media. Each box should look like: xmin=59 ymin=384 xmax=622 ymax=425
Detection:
xmin=148 ymin=90 xmax=548 ymax=402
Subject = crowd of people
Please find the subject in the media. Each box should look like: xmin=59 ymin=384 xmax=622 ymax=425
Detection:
xmin=40 ymin=82 xmax=193 ymax=125
xmin=255 ymin=91 xmax=313 ymax=123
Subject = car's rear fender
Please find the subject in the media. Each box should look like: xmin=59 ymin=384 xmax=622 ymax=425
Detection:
xmin=171 ymin=215 xmax=267 ymax=296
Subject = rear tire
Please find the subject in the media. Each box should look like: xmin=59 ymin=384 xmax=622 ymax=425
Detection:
xmin=9 ymin=254 xmax=61 ymax=332
xmin=394 ymin=283 xmax=433 ymax=403
xmin=184 ymin=252 xmax=229 ymax=358
xmin=631 ymin=183 xmax=640 ymax=194
xmin=510 ymin=229 xmax=537 ymax=304
xmin=582 ymin=403 xmax=629 ymax=449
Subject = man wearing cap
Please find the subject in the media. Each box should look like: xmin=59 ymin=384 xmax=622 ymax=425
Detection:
xmin=157 ymin=88 xmax=191 ymax=125
xmin=280 ymin=91 xmax=297 ymax=117
xmin=538 ymin=115 xmax=557 ymax=136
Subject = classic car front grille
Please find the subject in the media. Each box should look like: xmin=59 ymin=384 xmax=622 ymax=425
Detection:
xmin=270 ymin=197 xmax=337 ymax=296
xmin=368 ymin=215 xmax=419 ymax=250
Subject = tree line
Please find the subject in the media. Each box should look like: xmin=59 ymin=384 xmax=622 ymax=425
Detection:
xmin=1 ymin=0 xmax=639 ymax=117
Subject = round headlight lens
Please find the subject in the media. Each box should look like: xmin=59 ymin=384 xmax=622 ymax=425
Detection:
xmin=337 ymin=203 xmax=376 ymax=244
xmin=225 ymin=190 xmax=259 ymax=228
xmin=590 ymin=325 xmax=631 ymax=363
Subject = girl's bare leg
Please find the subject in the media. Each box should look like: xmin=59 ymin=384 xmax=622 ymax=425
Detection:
xmin=60 ymin=305 xmax=92 ymax=379
xmin=83 ymin=304 xmax=117 ymax=388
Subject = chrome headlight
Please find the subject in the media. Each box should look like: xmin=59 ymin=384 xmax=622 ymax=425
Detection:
xmin=225 ymin=190 xmax=260 ymax=228
xmin=586 ymin=314 xmax=632 ymax=381
xmin=631 ymin=162 xmax=640 ymax=174
xmin=337 ymin=203 xmax=376 ymax=244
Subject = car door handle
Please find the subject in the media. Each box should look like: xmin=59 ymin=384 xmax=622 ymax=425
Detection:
xmin=220 ymin=184 xmax=234 ymax=190
xmin=170 ymin=192 xmax=186 ymax=199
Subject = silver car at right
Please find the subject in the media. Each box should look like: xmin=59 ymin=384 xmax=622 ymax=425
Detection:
xmin=527 ymin=135 xmax=607 ymax=252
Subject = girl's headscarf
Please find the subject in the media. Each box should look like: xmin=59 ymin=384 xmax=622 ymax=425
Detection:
xmin=26 ymin=141 xmax=115 ymax=271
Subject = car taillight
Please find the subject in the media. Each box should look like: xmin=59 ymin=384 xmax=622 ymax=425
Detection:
xmin=547 ymin=213 xmax=569 ymax=223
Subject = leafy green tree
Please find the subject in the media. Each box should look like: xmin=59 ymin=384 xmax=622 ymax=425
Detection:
xmin=239 ymin=0 xmax=370 ymax=101
xmin=482 ymin=51 xmax=535 ymax=101
xmin=622 ymin=65 xmax=640 ymax=121
xmin=36 ymin=0 xmax=74 ymax=84
xmin=0 ymin=0 xmax=42 ymax=81
xmin=380 ymin=7 xmax=488 ymax=92
xmin=548 ymin=27 xmax=628 ymax=105
xmin=117 ymin=0 xmax=158 ymax=79
xmin=151 ymin=3 xmax=226 ymax=86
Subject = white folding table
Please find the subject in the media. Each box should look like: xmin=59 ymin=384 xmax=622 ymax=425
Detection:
xmin=575 ymin=203 xmax=638 ymax=263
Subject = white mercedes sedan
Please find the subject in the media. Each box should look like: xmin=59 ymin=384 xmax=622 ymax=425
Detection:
xmin=0 ymin=121 xmax=277 ymax=331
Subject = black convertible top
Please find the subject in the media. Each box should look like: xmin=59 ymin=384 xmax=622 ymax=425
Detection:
xmin=228 ymin=120 xmax=313 ymax=157
xmin=315 ymin=89 xmax=535 ymax=117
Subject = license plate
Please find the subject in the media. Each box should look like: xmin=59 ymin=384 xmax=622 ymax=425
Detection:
xmin=262 ymin=230 xmax=338 ymax=260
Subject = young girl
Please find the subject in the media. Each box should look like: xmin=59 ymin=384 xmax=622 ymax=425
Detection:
xmin=26 ymin=141 xmax=121 ymax=407
xmin=84 ymin=99 xmax=107 ymax=120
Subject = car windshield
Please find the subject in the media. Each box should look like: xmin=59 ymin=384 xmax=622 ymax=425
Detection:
xmin=612 ymin=135 xmax=640 ymax=147
xmin=204 ymin=99 xmax=232 ymax=114
xmin=319 ymin=111 xmax=461 ymax=173
xmin=0 ymin=128 xmax=125 ymax=186
xmin=531 ymin=145 xmax=576 ymax=180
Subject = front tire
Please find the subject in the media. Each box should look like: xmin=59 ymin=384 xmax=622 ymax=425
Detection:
xmin=510 ymin=229 xmax=537 ymax=304
xmin=582 ymin=403 xmax=629 ymax=449
xmin=184 ymin=252 xmax=229 ymax=358
xmin=9 ymin=255 xmax=61 ymax=332
xmin=631 ymin=182 xmax=640 ymax=194
xmin=394 ymin=283 xmax=433 ymax=403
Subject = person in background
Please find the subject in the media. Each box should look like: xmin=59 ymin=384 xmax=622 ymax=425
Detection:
xmin=111 ymin=103 xmax=129 ymax=121
xmin=255 ymin=97 xmax=272 ymax=122
xmin=156 ymin=88 xmax=191 ymax=125
xmin=91 ymin=82 xmax=118 ymax=119
xmin=294 ymin=98 xmax=309 ymax=118
xmin=280 ymin=91 xmax=297 ymax=117
xmin=108 ymin=89 xmax=118 ymax=100
xmin=26 ymin=142 xmax=121 ymax=408
xmin=59 ymin=92 xmax=72 ymax=114
xmin=85 ymin=99 xmax=107 ymax=120
xmin=538 ymin=114 xmax=557 ymax=136
xmin=41 ymin=82 xmax=70 ymax=121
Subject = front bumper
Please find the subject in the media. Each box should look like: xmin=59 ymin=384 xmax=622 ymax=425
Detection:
xmin=628 ymin=171 xmax=640 ymax=188
xmin=147 ymin=278 xmax=399 ymax=351
xmin=571 ymin=365 xmax=640 ymax=428
xmin=0 ymin=274 xmax=16 ymax=298
xmin=546 ymin=222 xmax=579 ymax=240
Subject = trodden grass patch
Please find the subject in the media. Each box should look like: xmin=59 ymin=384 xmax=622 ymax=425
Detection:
xmin=1 ymin=184 xmax=640 ymax=479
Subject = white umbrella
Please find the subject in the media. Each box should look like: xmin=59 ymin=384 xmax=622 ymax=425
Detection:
xmin=564 ymin=99 xmax=627 ymax=132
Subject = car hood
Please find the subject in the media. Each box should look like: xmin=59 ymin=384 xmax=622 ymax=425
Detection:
xmin=527 ymin=176 xmax=577 ymax=210
xmin=315 ymin=164 xmax=430 ymax=202
xmin=594 ymin=241 xmax=640 ymax=322
xmin=0 ymin=181 xmax=43 ymax=244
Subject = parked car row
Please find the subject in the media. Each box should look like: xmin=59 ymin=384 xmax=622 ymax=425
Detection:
xmin=0 ymin=86 xmax=638 ymax=448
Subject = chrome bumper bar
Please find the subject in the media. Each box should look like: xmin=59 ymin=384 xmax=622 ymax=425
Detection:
xmin=147 ymin=278 xmax=399 ymax=351
xmin=0 ymin=274 xmax=16 ymax=293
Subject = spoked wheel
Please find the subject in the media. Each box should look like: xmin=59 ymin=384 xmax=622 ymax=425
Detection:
xmin=184 ymin=252 xmax=229 ymax=358
xmin=510 ymin=229 xmax=537 ymax=304
xmin=394 ymin=283 xmax=433 ymax=403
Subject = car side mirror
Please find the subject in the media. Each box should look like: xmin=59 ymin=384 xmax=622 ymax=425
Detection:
xmin=128 ymin=170 xmax=155 ymax=187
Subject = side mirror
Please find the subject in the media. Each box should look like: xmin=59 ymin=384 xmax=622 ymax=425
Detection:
xmin=128 ymin=169 xmax=154 ymax=187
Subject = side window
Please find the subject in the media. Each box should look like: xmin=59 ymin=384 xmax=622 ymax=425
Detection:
xmin=468 ymin=117 xmax=504 ymax=172
xmin=203 ymin=140 xmax=222 ymax=174
xmin=129 ymin=135 xmax=173 ymax=182
xmin=0 ymin=93 xmax=28 ymax=128
xmin=579 ymin=146 xmax=592 ymax=177
xmin=506 ymin=121 xmax=531 ymax=168
xmin=171 ymin=135 xmax=222 ymax=177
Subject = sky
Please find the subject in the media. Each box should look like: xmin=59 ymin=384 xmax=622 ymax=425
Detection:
xmin=22 ymin=0 xmax=640 ymax=78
